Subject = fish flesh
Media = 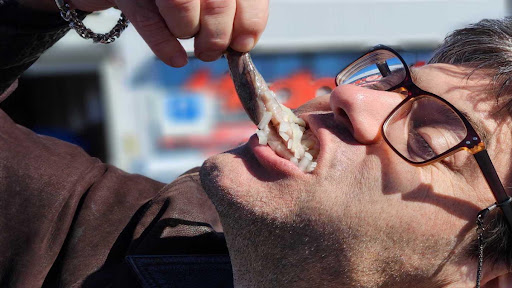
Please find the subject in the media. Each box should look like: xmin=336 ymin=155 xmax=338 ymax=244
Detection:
xmin=225 ymin=49 xmax=319 ymax=172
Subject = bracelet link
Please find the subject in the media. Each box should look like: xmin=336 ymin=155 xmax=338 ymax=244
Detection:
xmin=54 ymin=1 xmax=130 ymax=44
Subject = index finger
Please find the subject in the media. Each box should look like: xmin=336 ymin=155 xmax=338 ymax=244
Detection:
xmin=116 ymin=0 xmax=188 ymax=67
xmin=230 ymin=0 xmax=269 ymax=52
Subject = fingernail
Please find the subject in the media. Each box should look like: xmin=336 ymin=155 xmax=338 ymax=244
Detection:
xmin=198 ymin=51 xmax=222 ymax=62
xmin=170 ymin=54 xmax=188 ymax=67
xmin=232 ymin=35 xmax=255 ymax=52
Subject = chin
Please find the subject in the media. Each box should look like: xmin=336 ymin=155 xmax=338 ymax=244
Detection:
xmin=199 ymin=144 xmax=265 ymax=216
xmin=200 ymin=146 xmax=246 ymax=207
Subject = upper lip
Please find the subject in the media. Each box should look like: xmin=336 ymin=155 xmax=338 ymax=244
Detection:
xmin=298 ymin=111 xmax=360 ymax=173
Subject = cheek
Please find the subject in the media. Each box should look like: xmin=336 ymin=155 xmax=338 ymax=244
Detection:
xmin=303 ymin=137 xmax=428 ymax=223
xmin=366 ymin=143 xmax=426 ymax=195
xmin=303 ymin=148 xmax=440 ymax=247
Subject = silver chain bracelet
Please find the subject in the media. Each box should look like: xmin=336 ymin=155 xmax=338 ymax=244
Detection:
xmin=54 ymin=0 xmax=130 ymax=44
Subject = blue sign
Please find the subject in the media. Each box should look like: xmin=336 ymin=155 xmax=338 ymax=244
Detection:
xmin=165 ymin=94 xmax=203 ymax=123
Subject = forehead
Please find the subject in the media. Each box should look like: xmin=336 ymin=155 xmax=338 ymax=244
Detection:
xmin=411 ymin=64 xmax=493 ymax=104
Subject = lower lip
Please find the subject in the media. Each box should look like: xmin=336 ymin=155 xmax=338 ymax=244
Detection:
xmin=247 ymin=134 xmax=304 ymax=176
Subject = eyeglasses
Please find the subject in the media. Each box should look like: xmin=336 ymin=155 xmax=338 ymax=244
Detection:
xmin=335 ymin=45 xmax=512 ymax=229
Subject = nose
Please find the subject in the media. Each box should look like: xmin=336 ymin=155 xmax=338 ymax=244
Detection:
xmin=330 ymin=84 xmax=403 ymax=144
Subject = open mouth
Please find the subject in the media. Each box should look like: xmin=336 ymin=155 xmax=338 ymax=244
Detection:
xmin=225 ymin=49 xmax=320 ymax=172
xmin=254 ymin=92 xmax=319 ymax=172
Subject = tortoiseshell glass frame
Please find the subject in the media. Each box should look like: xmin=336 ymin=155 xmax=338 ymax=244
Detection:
xmin=335 ymin=45 xmax=512 ymax=229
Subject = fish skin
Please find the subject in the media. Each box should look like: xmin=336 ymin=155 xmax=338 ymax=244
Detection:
xmin=225 ymin=48 xmax=268 ymax=125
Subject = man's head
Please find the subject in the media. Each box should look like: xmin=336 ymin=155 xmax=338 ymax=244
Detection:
xmin=200 ymin=17 xmax=512 ymax=287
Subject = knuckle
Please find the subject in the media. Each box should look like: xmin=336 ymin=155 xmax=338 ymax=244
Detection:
xmin=155 ymin=0 xmax=199 ymax=38
xmin=204 ymin=37 xmax=230 ymax=51
xmin=158 ymin=0 xmax=195 ymax=12
xmin=171 ymin=0 xmax=196 ymax=10
xmin=201 ymin=0 xmax=233 ymax=15
xmin=236 ymin=9 xmax=268 ymax=33
xmin=134 ymin=16 xmax=162 ymax=33
xmin=134 ymin=19 xmax=171 ymax=46
xmin=237 ymin=18 xmax=266 ymax=34
xmin=128 ymin=3 xmax=161 ymax=27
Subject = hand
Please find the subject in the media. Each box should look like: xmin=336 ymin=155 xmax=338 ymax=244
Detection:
xmin=70 ymin=0 xmax=269 ymax=67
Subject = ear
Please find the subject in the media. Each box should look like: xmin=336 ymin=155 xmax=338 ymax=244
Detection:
xmin=482 ymin=270 xmax=512 ymax=287
xmin=0 ymin=79 xmax=18 ymax=103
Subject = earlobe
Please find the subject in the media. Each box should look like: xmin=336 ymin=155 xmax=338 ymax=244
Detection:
xmin=482 ymin=270 xmax=512 ymax=287
xmin=496 ymin=273 xmax=512 ymax=288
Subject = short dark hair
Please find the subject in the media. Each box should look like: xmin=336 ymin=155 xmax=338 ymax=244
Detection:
xmin=430 ymin=17 xmax=512 ymax=112
xmin=430 ymin=17 xmax=512 ymax=269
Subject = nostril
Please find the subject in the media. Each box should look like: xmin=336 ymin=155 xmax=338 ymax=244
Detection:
xmin=334 ymin=107 xmax=354 ymax=134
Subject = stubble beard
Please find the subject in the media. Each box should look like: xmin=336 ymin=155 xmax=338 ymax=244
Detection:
xmin=199 ymin=147 xmax=455 ymax=288
xmin=200 ymin=151 xmax=361 ymax=288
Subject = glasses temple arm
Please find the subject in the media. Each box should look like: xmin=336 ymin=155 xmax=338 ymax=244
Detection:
xmin=473 ymin=150 xmax=512 ymax=230
xmin=376 ymin=62 xmax=392 ymax=77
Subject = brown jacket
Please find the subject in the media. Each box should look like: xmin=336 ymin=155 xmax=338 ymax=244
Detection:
xmin=0 ymin=3 xmax=227 ymax=286
xmin=0 ymin=107 xmax=226 ymax=287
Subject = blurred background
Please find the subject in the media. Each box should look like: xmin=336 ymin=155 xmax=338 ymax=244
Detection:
xmin=2 ymin=0 xmax=509 ymax=183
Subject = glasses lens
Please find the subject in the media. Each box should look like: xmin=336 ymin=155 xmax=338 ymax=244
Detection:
xmin=383 ymin=96 xmax=468 ymax=163
xmin=336 ymin=49 xmax=406 ymax=91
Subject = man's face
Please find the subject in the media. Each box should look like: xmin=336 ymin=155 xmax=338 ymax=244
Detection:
xmin=200 ymin=63 xmax=512 ymax=287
